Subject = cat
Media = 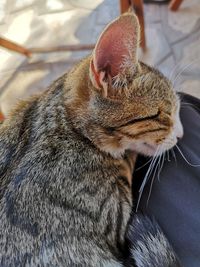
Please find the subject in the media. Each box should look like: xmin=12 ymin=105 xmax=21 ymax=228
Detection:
xmin=0 ymin=13 xmax=183 ymax=267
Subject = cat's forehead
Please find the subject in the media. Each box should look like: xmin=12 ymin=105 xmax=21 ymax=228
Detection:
xmin=128 ymin=62 xmax=175 ymax=97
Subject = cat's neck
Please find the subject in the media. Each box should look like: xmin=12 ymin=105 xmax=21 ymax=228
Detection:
xmin=64 ymin=56 xmax=96 ymax=141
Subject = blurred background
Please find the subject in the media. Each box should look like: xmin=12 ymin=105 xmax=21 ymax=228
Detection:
xmin=0 ymin=0 xmax=200 ymax=117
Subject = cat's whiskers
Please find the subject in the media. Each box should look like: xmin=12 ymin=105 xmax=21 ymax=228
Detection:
xmin=161 ymin=138 xmax=176 ymax=149
xmin=166 ymin=150 xmax=169 ymax=161
xmin=136 ymin=140 xmax=181 ymax=210
xmin=146 ymin=152 xmax=163 ymax=206
xmin=168 ymin=61 xmax=182 ymax=82
xmin=160 ymin=136 xmax=200 ymax=169
xmin=136 ymin=157 xmax=156 ymax=211
xmin=171 ymin=57 xmax=200 ymax=88
xmin=158 ymin=152 xmax=165 ymax=182
xmin=157 ymin=153 xmax=162 ymax=182
xmin=135 ymin=157 xmax=152 ymax=171
xmin=175 ymin=144 xmax=200 ymax=167
xmin=181 ymin=102 xmax=200 ymax=112
xmin=136 ymin=145 xmax=162 ymax=212
xmin=171 ymin=148 xmax=177 ymax=166
xmin=167 ymin=150 xmax=170 ymax=162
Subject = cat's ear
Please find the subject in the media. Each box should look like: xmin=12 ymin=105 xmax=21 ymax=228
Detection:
xmin=89 ymin=13 xmax=140 ymax=97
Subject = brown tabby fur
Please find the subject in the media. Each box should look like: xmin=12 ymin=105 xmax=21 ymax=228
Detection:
xmin=0 ymin=14 xmax=181 ymax=266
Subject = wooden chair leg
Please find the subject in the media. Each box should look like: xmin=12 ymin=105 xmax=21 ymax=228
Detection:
xmin=132 ymin=0 xmax=146 ymax=51
xmin=0 ymin=37 xmax=31 ymax=57
xmin=169 ymin=0 xmax=183 ymax=11
xmin=0 ymin=110 xmax=5 ymax=122
xmin=119 ymin=0 xmax=146 ymax=51
xmin=120 ymin=0 xmax=131 ymax=13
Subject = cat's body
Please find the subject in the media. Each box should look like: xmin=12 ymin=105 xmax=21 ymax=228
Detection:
xmin=0 ymin=76 xmax=132 ymax=266
xmin=0 ymin=14 xmax=182 ymax=266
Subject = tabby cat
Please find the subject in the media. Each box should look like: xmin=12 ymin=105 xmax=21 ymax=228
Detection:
xmin=0 ymin=13 xmax=183 ymax=266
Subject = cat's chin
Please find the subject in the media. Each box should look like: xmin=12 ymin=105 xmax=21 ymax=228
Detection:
xmin=128 ymin=143 xmax=159 ymax=157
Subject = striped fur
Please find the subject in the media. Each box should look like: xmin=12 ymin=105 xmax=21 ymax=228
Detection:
xmin=125 ymin=215 xmax=181 ymax=267
xmin=0 ymin=84 xmax=134 ymax=266
xmin=0 ymin=13 xmax=182 ymax=266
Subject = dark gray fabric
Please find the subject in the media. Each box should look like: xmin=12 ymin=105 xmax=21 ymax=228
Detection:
xmin=134 ymin=94 xmax=200 ymax=267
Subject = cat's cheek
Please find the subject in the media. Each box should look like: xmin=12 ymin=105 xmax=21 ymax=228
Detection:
xmin=161 ymin=108 xmax=183 ymax=152
xmin=121 ymin=138 xmax=158 ymax=156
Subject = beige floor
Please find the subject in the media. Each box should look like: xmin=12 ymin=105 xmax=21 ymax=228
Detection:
xmin=0 ymin=0 xmax=200 ymax=116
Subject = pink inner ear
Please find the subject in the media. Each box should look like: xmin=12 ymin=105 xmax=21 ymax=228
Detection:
xmin=94 ymin=15 xmax=138 ymax=78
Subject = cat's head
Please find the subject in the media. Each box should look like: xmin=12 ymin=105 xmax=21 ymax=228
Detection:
xmin=74 ymin=14 xmax=183 ymax=158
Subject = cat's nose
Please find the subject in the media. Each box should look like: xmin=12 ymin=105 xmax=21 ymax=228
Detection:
xmin=176 ymin=135 xmax=182 ymax=141
xmin=175 ymin=125 xmax=183 ymax=139
xmin=174 ymin=114 xmax=183 ymax=140
xmin=177 ymin=133 xmax=183 ymax=140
